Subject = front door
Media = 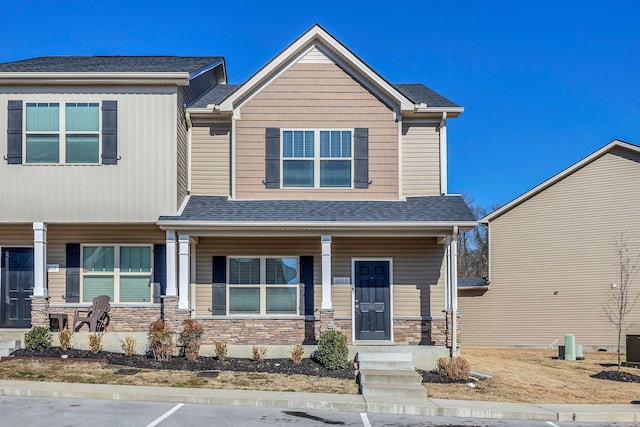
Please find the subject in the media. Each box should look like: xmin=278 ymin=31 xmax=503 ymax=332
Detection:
xmin=0 ymin=248 xmax=34 ymax=328
xmin=354 ymin=260 xmax=390 ymax=340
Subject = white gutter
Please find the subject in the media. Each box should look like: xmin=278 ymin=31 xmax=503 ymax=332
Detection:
xmin=186 ymin=111 xmax=193 ymax=194
xmin=156 ymin=220 xmax=478 ymax=229
xmin=439 ymin=112 xmax=447 ymax=195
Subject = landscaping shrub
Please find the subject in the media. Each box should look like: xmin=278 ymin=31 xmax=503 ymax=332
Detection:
xmin=317 ymin=329 xmax=349 ymax=370
xmin=290 ymin=344 xmax=305 ymax=364
xmin=180 ymin=319 xmax=204 ymax=361
xmin=252 ymin=345 xmax=267 ymax=362
xmin=24 ymin=326 xmax=52 ymax=351
xmin=215 ymin=341 xmax=228 ymax=361
xmin=88 ymin=332 xmax=104 ymax=354
xmin=120 ymin=336 xmax=137 ymax=356
xmin=58 ymin=328 xmax=73 ymax=352
xmin=437 ymin=356 xmax=471 ymax=381
xmin=148 ymin=319 xmax=174 ymax=361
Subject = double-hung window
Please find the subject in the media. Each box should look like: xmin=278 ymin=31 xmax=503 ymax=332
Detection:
xmin=82 ymin=245 xmax=152 ymax=303
xmin=25 ymin=102 xmax=100 ymax=164
xmin=282 ymin=129 xmax=353 ymax=188
xmin=228 ymin=257 xmax=299 ymax=315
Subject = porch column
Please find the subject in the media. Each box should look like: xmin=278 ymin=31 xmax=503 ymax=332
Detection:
xmin=446 ymin=231 xmax=459 ymax=357
xmin=178 ymin=233 xmax=191 ymax=310
xmin=32 ymin=222 xmax=47 ymax=297
xmin=321 ymin=235 xmax=332 ymax=310
xmin=165 ymin=231 xmax=177 ymax=296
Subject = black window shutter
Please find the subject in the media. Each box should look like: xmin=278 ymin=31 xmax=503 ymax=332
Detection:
xmin=299 ymin=256 xmax=314 ymax=316
xmin=264 ymin=127 xmax=280 ymax=188
xmin=65 ymin=244 xmax=81 ymax=303
xmin=354 ymin=128 xmax=369 ymax=188
xmin=101 ymin=100 xmax=118 ymax=165
xmin=7 ymin=100 xmax=23 ymax=164
xmin=212 ymin=256 xmax=227 ymax=315
xmin=153 ymin=244 xmax=167 ymax=303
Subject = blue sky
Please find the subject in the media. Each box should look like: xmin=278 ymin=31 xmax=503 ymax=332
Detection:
xmin=3 ymin=1 xmax=639 ymax=210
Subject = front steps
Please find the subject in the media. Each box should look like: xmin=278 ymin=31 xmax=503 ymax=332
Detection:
xmin=0 ymin=340 xmax=20 ymax=358
xmin=357 ymin=352 xmax=427 ymax=399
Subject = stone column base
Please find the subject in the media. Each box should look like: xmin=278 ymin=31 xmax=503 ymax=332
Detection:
xmin=161 ymin=296 xmax=191 ymax=332
xmin=30 ymin=296 xmax=50 ymax=328
xmin=318 ymin=309 xmax=336 ymax=333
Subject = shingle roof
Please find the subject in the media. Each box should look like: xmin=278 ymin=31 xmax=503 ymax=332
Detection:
xmin=189 ymin=84 xmax=241 ymax=108
xmin=159 ymin=195 xmax=476 ymax=224
xmin=393 ymin=84 xmax=460 ymax=108
xmin=0 ymin=56 xmax=222 ymax=73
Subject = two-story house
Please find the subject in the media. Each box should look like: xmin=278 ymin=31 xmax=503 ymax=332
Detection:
xmin=0 ymin=25 xmax=475 ymax=362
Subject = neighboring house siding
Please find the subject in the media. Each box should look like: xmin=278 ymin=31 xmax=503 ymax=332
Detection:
xmin=234 ymin=62 xmax=399 ymax=200
xmin=401 ymin=121 xmax=441 ymax=196
xmin=190 ymin=121 xmax=231 ymax=195
xmin=44 ymin=224 xmax=165 ymax=304
xmin=459 ymin=147 xmax=640 ymax=347
xmin=0 ymin=87 xmax=178 ymax=222
xmin=176 ymin=88 xmax=189 ymax=207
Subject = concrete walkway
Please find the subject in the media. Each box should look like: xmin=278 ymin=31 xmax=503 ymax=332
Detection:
xmin=1 ymin=380 xmax=639 ymax=423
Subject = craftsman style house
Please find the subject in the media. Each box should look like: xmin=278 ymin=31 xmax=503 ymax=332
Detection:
xmin=0 ymin=25 xmax=474 ymax=353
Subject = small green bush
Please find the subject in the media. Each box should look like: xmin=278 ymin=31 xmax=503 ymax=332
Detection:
xmin=317 ymin=329 xmax=349 ymax=370
xmin=24 ymin=326 xmax=52 ymax=351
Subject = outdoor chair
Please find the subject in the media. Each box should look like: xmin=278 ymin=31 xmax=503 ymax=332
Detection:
xmin=73 ymin=295 xmax=111 ymax=332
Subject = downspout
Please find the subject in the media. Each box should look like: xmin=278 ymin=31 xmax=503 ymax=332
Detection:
xmin=186 ymin=111 xmax=192 ymax=194
xmin=439 ymin=112 xmax=447 ymax=195
xmin=451 ymin=225 xmax=459 ymax=357
xmin=231 ymin=110 xmax=237 ymax=199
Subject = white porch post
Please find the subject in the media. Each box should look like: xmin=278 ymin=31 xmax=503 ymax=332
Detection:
xmin=446 ymin=230 xmax=459 ymax=357
xmin=165 ymin=231 xmax=177 ymax=297
xmin=178 ymin=233 xmax=191 ymax=310
xmin=32 ymin=222 xmax=47 ymax=297
xmin=321 ymin=235 xmax=332 ymax=310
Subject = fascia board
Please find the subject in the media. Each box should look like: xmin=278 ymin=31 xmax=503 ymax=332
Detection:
xmin=0 ymin=72 xmax=191 ymax=85
xmin=219 ymin=24 xmax=413 ymax=111
xmin=482 ymin=139 xmax=639 ymax=223
xmin=157 ymin=220 xmax=478 ymax=229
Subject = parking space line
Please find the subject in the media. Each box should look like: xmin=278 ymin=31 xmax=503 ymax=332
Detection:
xmin=545 ymin=421 xmax=560 ymax=427
xmin=360 ymin=412 xmax=371 ymax=427
xmin=146 ymin=403 xmax=184 ymax=427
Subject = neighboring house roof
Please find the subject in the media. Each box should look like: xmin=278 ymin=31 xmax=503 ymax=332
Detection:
xmin=189 ymin=84 xmax=241 ymax=108
xmin=482 ymin=139 xmax=639 ymax=223
xmin=393 ymin=84 xmax=460 ymax=108
xmin=0 ymin=56 xmax=223 ymax=74
xmin=158 ymin=195 xmax=477 ymax=227
xmin=458 ymin=277 xmax=490 ymax=289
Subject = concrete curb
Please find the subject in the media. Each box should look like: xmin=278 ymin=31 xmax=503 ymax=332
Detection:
xmin=1 ymin=380 xmax=639 ymax=423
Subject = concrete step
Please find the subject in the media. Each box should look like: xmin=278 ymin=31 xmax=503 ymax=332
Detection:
xmin=0 ymin=340 xmax=20 ymax=358
xmin=359 ymin=368 xmax=422 ymax=386
xmin=361 ymin=383 xmax=427 ymax=399
xmin=357 ymin=352 xmax=414 ymax=370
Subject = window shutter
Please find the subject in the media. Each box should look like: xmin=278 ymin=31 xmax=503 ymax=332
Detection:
xmin=101 ymin=100 xmax=118 ymax=165
xmin=153 ymin=244 xmax=166 ymax=303
xmin=212 ymin=256 xmax=227 ymax=315
xmin=354 ymin=128 xmax=369 ymax=188
xmin=7 ymin=100 xmax=23 ymax=164
xmin=264 ymin=127 xmax=280 ymax=188
xmin=65 ymin=243 xmax=81 ymax=303
xmin=299 ymin=256 xmax=314 ymax=316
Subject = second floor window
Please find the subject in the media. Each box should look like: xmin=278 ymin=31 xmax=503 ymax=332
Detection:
xmin=282 ymin=129 xmax=353 ymax=188
xmin=26 ymin=102 xmax=100 ymax=164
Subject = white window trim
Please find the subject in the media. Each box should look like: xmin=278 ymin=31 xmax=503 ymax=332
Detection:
xmin=24 ymin=101 xmax=102 ymax=165
xmin=281 ymin=128 xmax=354 ymax=189
xmin=226 ymin=255 xmax=300 ymax=316
xmin=351 ymin=257 xmax=394 ymax=343
xmin=80 ymin=243 xmax=154 ymax=304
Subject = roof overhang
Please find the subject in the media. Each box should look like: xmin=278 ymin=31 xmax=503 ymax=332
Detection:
xmin=0 ymin=72 xmax=193 ymax=86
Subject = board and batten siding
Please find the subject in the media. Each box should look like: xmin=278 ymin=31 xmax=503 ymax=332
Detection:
xmin=401 ymin=122 xmax=441 ymax=196
xmin=0 ymin=86 xmax=178 ymax=223
xmin=193 ymin=236 xmax=444 ymax=319
xmin=459 ymin=147 xmax=640 ymax=347
xmin=190 ymin=121 xmax=231 ymax=195
xmin=234 ymin=61 xmax=399 ymax=200
xmin=43 ymin=224 xmax=165 ymax=304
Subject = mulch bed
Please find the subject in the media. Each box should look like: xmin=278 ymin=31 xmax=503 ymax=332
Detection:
xmin=418 ymin=369 xmax=469 ymax=384
xmin=591 ymin=370 xmax=640 ymax=383
xmin=9 ymin=348 xmax=355 ymax=380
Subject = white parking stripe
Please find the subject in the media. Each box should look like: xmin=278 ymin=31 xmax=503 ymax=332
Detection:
xmin=360 ymin=412 xmax=371 ymax=427
xmin=146 ymin=403 xmax=184 ymax=427
xmin=545 ymin=421 xmax=561 ymax=427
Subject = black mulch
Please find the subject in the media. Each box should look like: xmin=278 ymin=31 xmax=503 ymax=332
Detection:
xmin=418 ymin=369 xmax=469 ymax=384
xmin=9 ymin=348 xmax=355 ymax=380
xmin=591 ymin=370 xmax=640 ymax=383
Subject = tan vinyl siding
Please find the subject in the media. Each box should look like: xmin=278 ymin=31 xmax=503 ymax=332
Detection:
xmin=459 ymin=148 xmax=640 ymax=347
xmin=0 ymin=224 xmax=34 ymax=245
xmin=191 ymin=121 xmax=231 ymax=195
xmin=176 ymin=88 xmax=188 ymax=206
xmin=195 ymin=283 xmax=213 ymax=317
xmin=234 ymin=62 xmax=399 ymax=200
xmin=401 ymin=122 xmax=441 ymax=196
xmin=0 ymin=86 xmax=178 ymax=223
xmin=44 ymin=224 xmax=164 ymax=304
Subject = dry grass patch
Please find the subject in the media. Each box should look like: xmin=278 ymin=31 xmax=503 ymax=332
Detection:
xmin=427 ymin=346 xmax=640 ymax=403
xmin=0 ymin=359 xmax=357 ymax=394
